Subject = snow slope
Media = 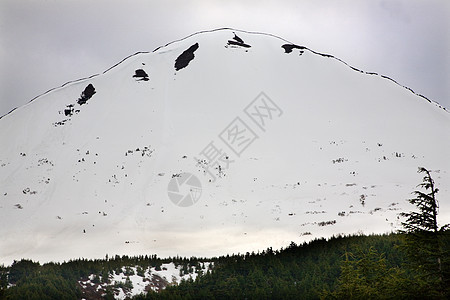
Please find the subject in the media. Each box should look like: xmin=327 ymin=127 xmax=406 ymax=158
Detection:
xmin=78 ymin=262 xmax=212 ymax=299
xmin=1 ymin=29 xmax=449 ymax=264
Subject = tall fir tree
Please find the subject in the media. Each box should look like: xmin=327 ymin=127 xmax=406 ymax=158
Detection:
xmin=400 ymin=167 xmax=450 ymax=297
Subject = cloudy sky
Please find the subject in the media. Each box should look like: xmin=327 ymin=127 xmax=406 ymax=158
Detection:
xmin=0 ymin=0 xmax=448 ymax=116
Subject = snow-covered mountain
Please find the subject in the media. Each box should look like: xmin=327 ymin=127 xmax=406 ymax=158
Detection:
xmin=1 ymin=28 xmax=449 ymax=264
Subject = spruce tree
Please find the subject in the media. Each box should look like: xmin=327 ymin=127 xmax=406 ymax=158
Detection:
xmin=324 ymin=247 xmax=406 ymax=299
xmin=400 ymin=167 xmax=449 ymax=297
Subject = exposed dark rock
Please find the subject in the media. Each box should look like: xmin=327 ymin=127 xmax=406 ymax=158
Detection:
xmin=64 ymin=108 xmax=73 ymax=116
xmin=53 ymin=119 xmax=69 ymax=127
xmin=77 ymin=84 xmax=96 ymax=105
xmin=227 ymin=40 xmax=251 ymax=48
xmin=64 ymin=104 xmax=75 ymax=116
xmin=227 ymin=33 xmax=251 ymax=48
xmin=133 ymin=69 xmax=149 ymax=81
xmin=281 ymin=44 xmax=306 ymax=53
xmin=174 ymin=43 xmax=199 ymax=71
xmin=232 ymin=33 xmax=244 ymax=44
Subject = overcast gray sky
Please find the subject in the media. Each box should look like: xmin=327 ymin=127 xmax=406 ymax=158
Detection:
xmin=0 ymin=0 xmax=449 ymax=116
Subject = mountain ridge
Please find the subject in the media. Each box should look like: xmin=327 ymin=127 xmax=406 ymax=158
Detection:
xmin=0 ymin=28 xmax=449 ymax=264
xmin=1 ymin=28 xmax=446 ymax=120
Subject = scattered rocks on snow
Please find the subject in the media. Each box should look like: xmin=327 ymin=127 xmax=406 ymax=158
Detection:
xmin=359 ymin=194 xmax=366 ymax=207
xmin=332 ymin=157 xmax=347 ymax=164
xmin=125 ymin=146 xmax=154 ymax=157
xmin=369 ymin=207 xmax=382 ymax=215
xmin=37 ymin=158 xmax=54 ymax=167
xmin=306 ymin=211 xmax=326 ymax=215
xmin=318 ymin=220 xmax=336 ymax=227
xmin=53 ymin=119 xmax=69 ymax=127
xmin=22 ymin=187 xmax=37 ymax=195
xmin=55 ymin=84 xmax=95 ymax=126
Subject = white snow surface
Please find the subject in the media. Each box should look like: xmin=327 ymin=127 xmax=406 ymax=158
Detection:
xmin=0 ymin=29 xmax=449 ymax=264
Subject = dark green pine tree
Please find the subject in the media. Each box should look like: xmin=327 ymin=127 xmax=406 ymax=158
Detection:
xmin=0 ymin=265 xmax=7 ymax=299
xmin=400 ymin=167 xmax=450 ymax=297
xmin=323 ymin=247 xmax=406 ymax=299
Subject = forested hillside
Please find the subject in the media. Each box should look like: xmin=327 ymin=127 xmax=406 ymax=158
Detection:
xmin=1 ymin=232 xmax=449 ymax=299
xmin=141 ymin=233 xmax=449 ymax=299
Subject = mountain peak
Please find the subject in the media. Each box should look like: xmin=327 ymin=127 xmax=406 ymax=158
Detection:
xmin=0 ymin=29 xmax=449 ymax=264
